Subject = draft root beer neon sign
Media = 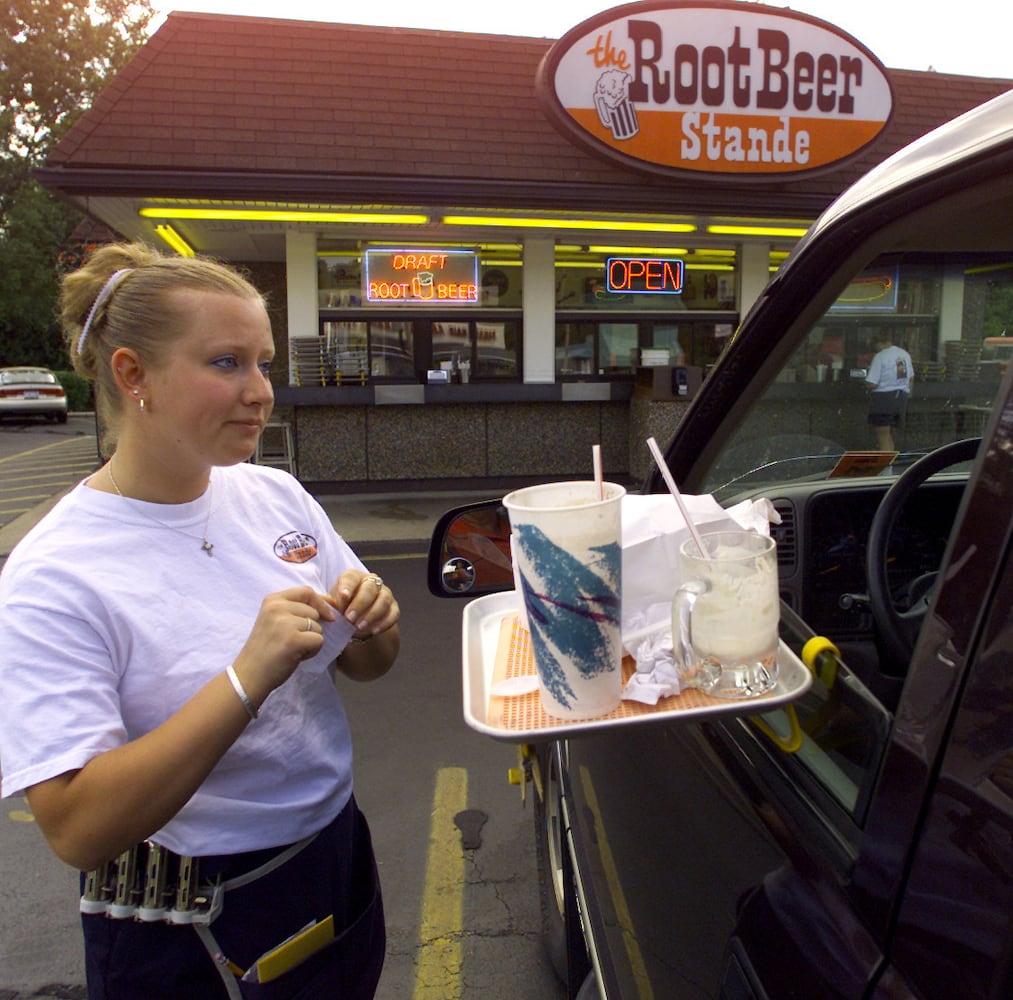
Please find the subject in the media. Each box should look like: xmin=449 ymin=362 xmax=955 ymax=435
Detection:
xmin=364 ymin=248 xmax=479 ymax=304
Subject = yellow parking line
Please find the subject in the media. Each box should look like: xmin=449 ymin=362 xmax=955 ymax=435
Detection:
xmin=0 ymin=438 xmax=90 ymax=464
xmin=413 ymin=766 xmax=467 ymax=1000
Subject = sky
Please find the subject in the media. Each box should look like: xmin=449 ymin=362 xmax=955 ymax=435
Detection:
xmin=150 ymin=0 xmax=1010 ymax=80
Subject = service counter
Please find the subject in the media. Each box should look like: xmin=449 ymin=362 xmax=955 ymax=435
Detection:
xmin=274 ymin=380 xmax=637 ymax=490
xmin=271 ymin=377 xmax=999 ymax=491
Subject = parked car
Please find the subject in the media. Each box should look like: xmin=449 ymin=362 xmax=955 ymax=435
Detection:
xmin=429 ymin=89 xmax=1013 ymax=999
xmin=0 ymin=367 xmax=68 ymax=423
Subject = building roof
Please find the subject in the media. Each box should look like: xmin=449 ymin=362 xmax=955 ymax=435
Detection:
xmin=38 ymin=12 xmax=1013 ymax=255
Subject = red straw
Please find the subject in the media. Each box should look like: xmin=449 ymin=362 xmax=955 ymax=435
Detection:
xmin=646 ymin=436 xmax=710 ymax=558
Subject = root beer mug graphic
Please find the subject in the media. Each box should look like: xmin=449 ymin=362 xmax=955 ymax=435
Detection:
xmin=594 ymin=69 xmax=639 ymax=140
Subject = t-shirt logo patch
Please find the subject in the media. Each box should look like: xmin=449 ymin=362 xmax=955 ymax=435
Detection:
xmin=274 ymin=531 xmax=319 ymax=563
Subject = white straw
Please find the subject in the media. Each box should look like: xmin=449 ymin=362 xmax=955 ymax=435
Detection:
xmin=592 ymin=444 xmax=604 ymax=500
xmin=646 ymin=436 xmax=710 ymax=559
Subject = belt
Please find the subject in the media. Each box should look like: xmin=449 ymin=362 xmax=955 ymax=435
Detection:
xmin=81 ymin=834 xmax=318 ymax=999
xmin=80 ymin=835 xmax=316 ymax=925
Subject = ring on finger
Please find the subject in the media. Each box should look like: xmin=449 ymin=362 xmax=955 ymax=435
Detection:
xmin=366 ymin=574 xmax=384 ymax=589
xmin=304 ymin=617 xmax=314 ymax=632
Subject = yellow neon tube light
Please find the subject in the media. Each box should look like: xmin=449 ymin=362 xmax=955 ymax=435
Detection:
xmin=442 ymin=215 xmax=697 ymax=234
xmin=154 ymin=224 xmax=195 ymax=257
xmin=587 ymin=245 xmax=690 ymax=256
xmin=141 ymin=207 xmax=430 ymax=225
xmin=706 ymin=224 xmax=809 ymax=238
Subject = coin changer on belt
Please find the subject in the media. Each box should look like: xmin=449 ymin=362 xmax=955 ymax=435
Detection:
xmin=80 ymin=837 xmax=327 ymax=994
xmin=81 ymin=842 xmax=214 ymax=924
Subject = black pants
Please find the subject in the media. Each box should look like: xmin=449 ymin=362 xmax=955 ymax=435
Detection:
xmin=82 ymin=797 xmax=385 ymax=999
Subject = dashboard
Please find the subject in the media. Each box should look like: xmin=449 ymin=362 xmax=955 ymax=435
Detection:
xmin=769 ymin=479 xmax=965 ymax=639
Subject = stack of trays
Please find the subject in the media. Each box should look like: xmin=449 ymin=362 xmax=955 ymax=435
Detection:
xmin=290 ymin=336 xmax=333 ymax=387
xmin=943 ymin=340 xmax=982 ymax=381
xmin=917 ymin=360 xmax=946 ymax=382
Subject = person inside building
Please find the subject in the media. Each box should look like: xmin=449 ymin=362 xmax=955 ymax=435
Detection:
xmin=864 ymin=333 xmax=914 ymax=451
xmin=0 ymin=243 xmax=399 ymax=998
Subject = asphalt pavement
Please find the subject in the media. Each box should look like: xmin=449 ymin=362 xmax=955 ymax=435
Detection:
xmin=0 ymin=421 xmax=498 ymax=562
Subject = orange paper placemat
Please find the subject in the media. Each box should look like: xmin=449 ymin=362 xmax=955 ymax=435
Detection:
xmin=487 ymin=614 xmax=726 ymax=733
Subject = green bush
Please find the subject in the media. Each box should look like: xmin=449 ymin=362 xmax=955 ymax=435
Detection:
xmin=54 ymin=370 xmax=94 ymax=412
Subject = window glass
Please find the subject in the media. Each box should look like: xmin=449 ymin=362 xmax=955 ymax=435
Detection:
xmin=317 ymin=321 xmax=368 ymax=384
xmin=480 ymin=265 xmax=522 ymax=307
xmin=705 ymin=255 xmax=1012 ymax=500
xmin=318 ymin=256 xmax=362 ymax=308
xmin=432 ymin=321 xmax=471 ymax=371
xmin=369 ymin=321 xmax=415 ymax=378
xmin=475 ymin=321 xmax=519 ymax=377
xmin=693 ymin=251 xmax=1013 ymax=826
xmin=556 ymin=322 xmax=597 ymax=375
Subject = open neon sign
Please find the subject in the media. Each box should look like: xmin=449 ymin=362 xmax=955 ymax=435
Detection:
xmin=606 ymin=257 xmax=685 ymax=295
xmin=364 ymin=248 xmax=479 ymax=304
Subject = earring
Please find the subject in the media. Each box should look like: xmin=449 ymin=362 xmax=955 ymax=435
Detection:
xmin=139 ymin=398 xmax=145 ymax=412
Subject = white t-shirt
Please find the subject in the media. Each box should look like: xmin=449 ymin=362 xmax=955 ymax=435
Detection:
xmin=866 ymin=344 xmax=914 ymax=393
xmin=0 ymin=463 xmax=362 ymax=855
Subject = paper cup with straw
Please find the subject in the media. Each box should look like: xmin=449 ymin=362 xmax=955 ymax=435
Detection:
xmin=503 ymin=478 xmax=625 ymax=720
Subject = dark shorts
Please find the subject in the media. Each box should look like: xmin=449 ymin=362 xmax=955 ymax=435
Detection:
xmin=81 ymin=796 xmax=385 ymax=999
xmin=868 ymin=390 xmax=909 ymax=427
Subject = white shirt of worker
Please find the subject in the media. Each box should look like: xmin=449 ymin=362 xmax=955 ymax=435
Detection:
xmin=866 ymin=344 xmax=914 ymax=393
xmin=0 ymin=462 xmax=360 ymax=856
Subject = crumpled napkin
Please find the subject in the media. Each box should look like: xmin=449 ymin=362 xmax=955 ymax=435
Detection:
xmin=621 ymin=606 xmax=681 ymax=705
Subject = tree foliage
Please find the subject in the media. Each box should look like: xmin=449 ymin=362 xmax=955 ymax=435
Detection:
xmin=0 ymin=0 xmax=153 ymax=367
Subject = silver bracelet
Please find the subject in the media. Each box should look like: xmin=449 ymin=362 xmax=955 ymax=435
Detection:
xmin=225 ymin=664 xmax=258 ymax=720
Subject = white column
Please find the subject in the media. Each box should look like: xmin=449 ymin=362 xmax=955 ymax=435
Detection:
xmin=522 ymin=237 xmax=556 ymax=383
xmin=939 ymin=262 xmax=965 ymax=346
xmin=737 ymin=242 xmax=772 ymax=317
xmin=285 ymin=231 xmax=318 ymax=385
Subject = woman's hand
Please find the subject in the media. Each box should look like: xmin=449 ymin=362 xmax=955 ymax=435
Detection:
xmin=331 ymin=571 xmax=401 ymax=681
xmin=331 ymin=570 xmax=399 ymax=640
xmin=231 ymin=586 xmax=339 ymax=708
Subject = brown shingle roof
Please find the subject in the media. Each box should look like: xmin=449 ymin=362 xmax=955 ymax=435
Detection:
xmin=43 ymin=12 xmax=1013 ymax=215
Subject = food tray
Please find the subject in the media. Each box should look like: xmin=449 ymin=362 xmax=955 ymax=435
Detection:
xmin=462 ymin=591 xmax=813 ymax=742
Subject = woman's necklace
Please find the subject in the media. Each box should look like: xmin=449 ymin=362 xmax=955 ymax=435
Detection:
xmin=107 ymin=463 xmax=215 ymax=557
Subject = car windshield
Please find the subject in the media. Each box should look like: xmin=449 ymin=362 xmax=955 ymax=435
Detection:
xmin=701 ymin=251 xmax=1012 ymax=504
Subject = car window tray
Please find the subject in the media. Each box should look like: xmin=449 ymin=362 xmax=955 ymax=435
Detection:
xmin=463 ymin=591 xmax=813 ymax=742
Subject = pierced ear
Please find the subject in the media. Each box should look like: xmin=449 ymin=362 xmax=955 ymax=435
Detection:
xmin=110 ymin=347 xmax=147 ymax=400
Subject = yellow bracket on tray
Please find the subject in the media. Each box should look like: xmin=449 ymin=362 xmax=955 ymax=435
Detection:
xmin=751 ymin=637 xmax=841 ymax=753
xmin=508 ymin=744 xmax=538 ymax=805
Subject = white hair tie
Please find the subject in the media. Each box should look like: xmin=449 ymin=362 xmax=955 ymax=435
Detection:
xmin=76 ymin=268 xmax=133 ymax=355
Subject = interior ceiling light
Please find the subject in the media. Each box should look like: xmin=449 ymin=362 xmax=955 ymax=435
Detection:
xmin=706 ymin=223 xmax=809 ymax=238
xmin=442 ymin=214 xmax=697 ymax=234
xmin=140 ymin=207 xmax=430 ymax=225
xmin=153 ymin=224 xmax=194 ymax=257
xmin=586 ymin=245 xmax=690 ymax=255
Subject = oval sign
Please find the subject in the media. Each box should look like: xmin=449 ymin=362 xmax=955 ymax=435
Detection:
xmin=536 ymin=0 xmax=895 ymax=179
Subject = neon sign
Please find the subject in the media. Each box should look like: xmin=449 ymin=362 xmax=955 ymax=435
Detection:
xmin=606 ymin=257 xmax=684 ymax=294
xmin=364 ymin=248 xmax=479 ymax=304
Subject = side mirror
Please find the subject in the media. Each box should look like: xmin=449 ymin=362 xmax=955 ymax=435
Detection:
xmin=426 ymin=499 xmax=515 ymax=597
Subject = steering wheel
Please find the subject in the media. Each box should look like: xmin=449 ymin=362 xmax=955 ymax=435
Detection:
xmin=865 ymin=437 xmax=981 ymax=668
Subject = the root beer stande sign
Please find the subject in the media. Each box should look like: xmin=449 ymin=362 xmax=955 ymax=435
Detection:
xmin=536 ymin=0 xmax=894 ymax=179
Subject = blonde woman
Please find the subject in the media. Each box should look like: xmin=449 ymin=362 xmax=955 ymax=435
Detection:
xmin=0 ymin=244 xmax=398 ymax=998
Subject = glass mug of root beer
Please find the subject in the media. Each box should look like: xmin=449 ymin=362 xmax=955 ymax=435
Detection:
xmin=672 ymin=530 xmax=780 ymax=699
